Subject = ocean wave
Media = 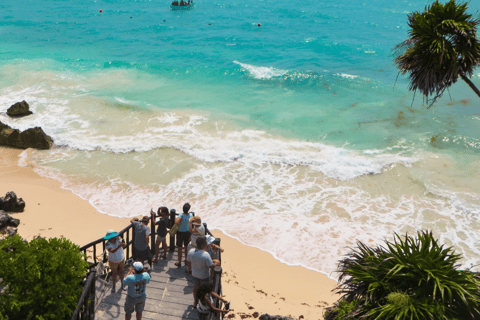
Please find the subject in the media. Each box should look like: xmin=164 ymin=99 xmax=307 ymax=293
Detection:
xmin=0 ymin=75 xmax=415 ymax=181
xmin=1 ymin=109 xmax=416 ymax=181
xmin=233 ymin=60 xmax=288 ymax=79
xmin=21 ymin=150 xmax=480 ymax=277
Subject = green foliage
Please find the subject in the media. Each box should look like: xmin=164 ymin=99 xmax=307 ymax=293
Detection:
xmin=325 ymin=231 xmax=480 ymax=320
xmin=0 ymin=235 xmax=89 ymax=320
xmin=324 ymin=299 xmax=361 ymax=319
xmin=394 ymin=0 xmax=480 ymax=103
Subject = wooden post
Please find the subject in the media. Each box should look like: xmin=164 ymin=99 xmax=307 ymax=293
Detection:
xmin=102 ymin=240 xmax=107 ymax=263
xmin=169 ymin=209 xmax=176 ymax=252
xmin=132 ymin=223 xmax=136 ymax=260
xmin=203 ymin=222 xmax=211 ymax=236
xmin=88 ymin=270 xmax=96 ymax=319
xmin=214 ymin=238 xmax=221 ymax=263
xmin=150 ymin=211 xmax=156 ymax=256
xmin=126 ymin=229 xmax=130 ymax=260
xmin=211 ymin=266 xmax=222 ymax=320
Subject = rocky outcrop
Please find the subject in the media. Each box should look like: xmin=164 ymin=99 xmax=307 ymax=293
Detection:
xmin=0 ymin=210 xmax=20 ymax=230
xmin=7 ymin=100 xmax=33 ymax=117
xmin=0 ymin=192 xmax=25 ymax=212
xmin=0 ymin=193 xmax=23 ymax=239
xmin=0 ymin=121 xmax=53 ymax=150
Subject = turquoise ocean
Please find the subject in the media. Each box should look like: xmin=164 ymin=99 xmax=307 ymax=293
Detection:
xmin=2 ymin=0 xmax=480 ymax=277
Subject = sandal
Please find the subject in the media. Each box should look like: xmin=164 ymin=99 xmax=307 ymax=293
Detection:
xmin=174 ymin=262 xmax=181 ymax=267
xmin=185 ymin=270 xmax=192 ymax=275
xmin=161 ymin=254 xmax=167 ymax=260
xmin=152 ymin=258 xmax=158 ymax=263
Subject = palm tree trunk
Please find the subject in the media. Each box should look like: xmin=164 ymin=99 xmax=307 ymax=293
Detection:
xmin=459 ymin=71 xmax=480 ymax=98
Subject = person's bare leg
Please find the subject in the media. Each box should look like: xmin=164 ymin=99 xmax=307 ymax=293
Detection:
xmin=153 ymin=240 xmax=160 ymax=262
xmin=177 ymin=247 xmax=183 ymax=264
xmin=193 ymin=285 xmax=199 ymax=307
xmin=125 ymin=314 xmax=132 ymax=320
xmin=119 ymin=263 xmax=125 ymax=288
xmin=183 ymin=245 xmax=188 ymax=263
xmin=162 ymin=239 xmax=168 ymax=258
xmin=112 ymin=269 xmax=117 ymax=290
xmin=136 ymin=312 xmax=142 ymax=320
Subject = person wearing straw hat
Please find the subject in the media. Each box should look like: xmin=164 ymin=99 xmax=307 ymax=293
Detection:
xmin=103 ymin=230 xmax=127 ymax=292
xmin=123 ymin=262 xmax=151 ymax=320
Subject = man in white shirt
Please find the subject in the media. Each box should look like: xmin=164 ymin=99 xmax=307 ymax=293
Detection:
xmin=187 ymin=236 xmax=219 ymax=308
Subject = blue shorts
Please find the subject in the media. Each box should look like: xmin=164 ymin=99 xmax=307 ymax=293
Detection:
xmin=124 ymin=295 xmax=146 ymax=315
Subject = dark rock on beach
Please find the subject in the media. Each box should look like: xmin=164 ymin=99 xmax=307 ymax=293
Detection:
xmin=0 ymin=121 xmax=53 ymax=150
xmin=0 ymin=210 xmax=20 ymax=229
xmin=1 ymin=227 xmax=18 ymax=237
xmin=259 ymin=315 xmax=298 ymax=320
xmin=0 ymin=192 xmax=25 ymax=213
xmin=7 ymin=100 xmax=33 ymax=117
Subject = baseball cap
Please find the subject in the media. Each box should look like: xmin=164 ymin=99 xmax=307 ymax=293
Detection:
xmin=133 ymin=262 xmax=144 ymax=271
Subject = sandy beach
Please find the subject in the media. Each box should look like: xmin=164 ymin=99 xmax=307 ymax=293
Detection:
xmin=0 ymin=147 xmax=338 ymax=319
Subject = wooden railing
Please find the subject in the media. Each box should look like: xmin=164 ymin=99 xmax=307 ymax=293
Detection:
xmin=74 ymin=224 xmax=137 ymax=320
xmin=79 ymin=223 xmax=136 ymax=274
xmin=73 ymin=209 xmax=222 ymax=320
xmin=71 ymin=270 xmax=96 ymax=320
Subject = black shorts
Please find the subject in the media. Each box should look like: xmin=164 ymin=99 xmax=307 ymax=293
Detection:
xmin=176 ymin=231 xmax=191 ymax=247
xmin=132 ymin=246 xmax=152 ymax=261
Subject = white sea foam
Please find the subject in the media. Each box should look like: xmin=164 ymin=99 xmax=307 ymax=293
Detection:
xmin=0 ymin=79 xmax=415 ymax=181
xmin=336 ymin=73 xmax=358 ymax=79
xmin=233 ymin=61 xmax=288 ymax=79
xmin=24 ymin=153 xmax=480 ymax=278
xmin=114 ymin=97 xmax=136 ymax=104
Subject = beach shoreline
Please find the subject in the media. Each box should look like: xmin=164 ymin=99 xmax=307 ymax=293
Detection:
xmin=0 ymin=146 xmax=339 ymax=319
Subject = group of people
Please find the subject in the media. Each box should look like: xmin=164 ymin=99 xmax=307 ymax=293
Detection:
xmin=103 ymin=203 xmax=232 ymax=320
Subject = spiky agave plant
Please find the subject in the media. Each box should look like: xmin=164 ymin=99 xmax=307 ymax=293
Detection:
xmin=324 ymin=231 xmax=480 ymax=320
xmin=394 ymin=0 xmax=480 ymax=106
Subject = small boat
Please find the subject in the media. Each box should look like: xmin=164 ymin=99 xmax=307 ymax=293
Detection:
xmin=170 ymin=0 xmax=194 ymax=10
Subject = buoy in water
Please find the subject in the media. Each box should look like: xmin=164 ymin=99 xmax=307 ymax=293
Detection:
xmin=257 ymin=23 xmax=261 ymax=27
xmin=99 ymin=9 xmax=103 ymax=13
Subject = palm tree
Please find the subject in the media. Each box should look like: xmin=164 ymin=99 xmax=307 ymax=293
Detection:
xmin=394 ymin=0 xmax=480 ymax=106
xmin=324 ymin=231 xmax=480 ymax=320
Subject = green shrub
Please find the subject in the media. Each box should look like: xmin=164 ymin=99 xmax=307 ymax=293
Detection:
xmin=324 ymin=299 xmax=361 ymax=319
xmin=325 ymin=231 xmax=480 ymax=320
xmin=0 ymin=235 xmax=89 ymax=320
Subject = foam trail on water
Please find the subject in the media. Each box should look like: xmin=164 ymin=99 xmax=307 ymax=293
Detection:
xmin=234 ymin=61 xmax=288 ymax=79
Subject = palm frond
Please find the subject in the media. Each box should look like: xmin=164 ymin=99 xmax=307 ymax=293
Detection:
xmin=327 ymin=230 xmax=480 ymax=320
xmin=393 ymin=0 xmax=480 ymax=104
